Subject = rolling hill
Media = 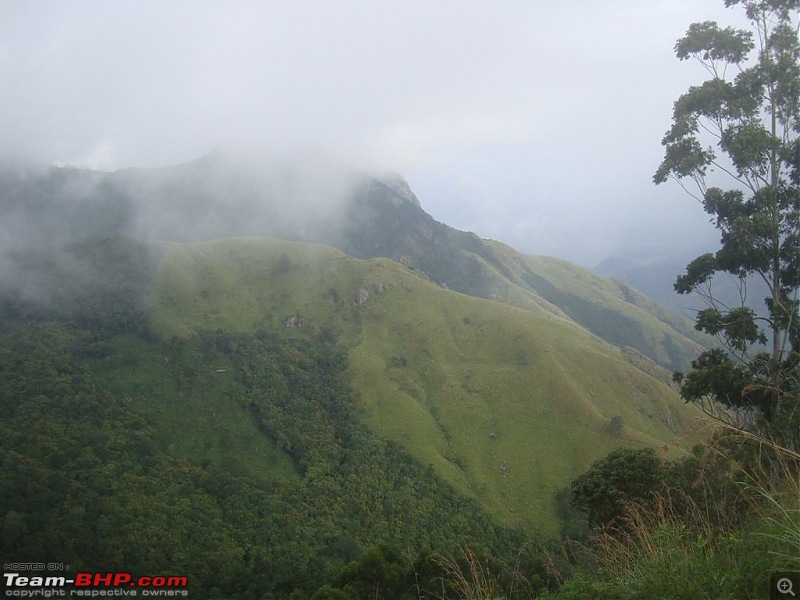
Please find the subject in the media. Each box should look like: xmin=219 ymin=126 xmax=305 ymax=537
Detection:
xmin=0 ymin=156 xmax=714 ymax=530
xmin=0 ymin=156 xmax=716 ymax=594
xmin=144 ymin=236 xmax=702 ymax=535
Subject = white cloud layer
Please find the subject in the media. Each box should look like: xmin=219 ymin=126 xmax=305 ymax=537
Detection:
xmin=0 ymin=0 xmax=752 ymax=265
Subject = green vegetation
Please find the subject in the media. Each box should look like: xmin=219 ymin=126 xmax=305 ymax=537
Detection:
xmin=655 ymin=0 xmax=800 ymax=449
xmin=570 ymin=448 xmax=666 ymax=528
xmin=0 ymin=232 xmax=707 ymax=597
xmin=146 ymin=237 xmax=703 ymax=535
xmin=0 ymin=316 xmax=537 ymax=597
xmin=545 ymin=432 xmax=800 ymax=600
xmin=480 ymin=244 xmax=712 ymax=374
xmin=1 ymin=235 xmax=156 ymax=333
xmin=337 ymin=177 xmax=711 ymax=375
xmin=0 ymin=158 xmax=714 ymax=379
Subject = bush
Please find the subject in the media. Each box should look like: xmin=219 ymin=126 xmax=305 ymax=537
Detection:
xmin=570 ymin=448 xmax=664 ymax=528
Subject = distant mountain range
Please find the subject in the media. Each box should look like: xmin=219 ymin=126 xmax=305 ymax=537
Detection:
xmin=594 ymin=254 xmax=771 ymax=344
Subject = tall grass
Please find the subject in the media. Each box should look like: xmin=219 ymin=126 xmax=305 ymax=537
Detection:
xmin=759 ymin=475 xmax=800 ymax=572
xmin=750 ymin=436 xmax=800 ymax=572
xmin=550 ymin=426 xmax=799 ymax=599
xmin=427 ymin=547 xmax=536 ymax=600
xmin=427 ymin=428 xmax=799 ymax=599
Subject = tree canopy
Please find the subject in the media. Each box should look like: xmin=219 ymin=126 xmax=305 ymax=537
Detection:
xmin=655 ymin=0 xmax=800 ymax=449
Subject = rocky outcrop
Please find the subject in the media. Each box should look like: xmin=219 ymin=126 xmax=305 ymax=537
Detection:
xmin=377 ymin=173 xmax=422 ymax=207
xmin=284 ymin=315 xmax=302 ymax=328
xmin=372 ymin=282 xmax=395 ymax=295
xmin=353 ymin=288 xmax=369 ymax=305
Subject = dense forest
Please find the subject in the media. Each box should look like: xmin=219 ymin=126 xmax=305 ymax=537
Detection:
xmin=0 ymin=235 xmax=563 ymax=597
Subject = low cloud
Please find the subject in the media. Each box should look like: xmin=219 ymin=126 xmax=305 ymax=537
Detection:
xmin=0 ymin=0 xmax=746 ymax=264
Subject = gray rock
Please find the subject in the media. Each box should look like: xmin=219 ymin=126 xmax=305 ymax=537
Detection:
xmin=394 ymin=254 xmax=413 ymax=268
xmin=353 ymin=288 xmax=369 ymax=305
xmin=284 ymin=315 xmax=302 ymax=328
xmin=377 ymin=172 xmax=422 ymax=207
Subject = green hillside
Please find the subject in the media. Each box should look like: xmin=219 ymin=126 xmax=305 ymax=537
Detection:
xmin=0 ymin=159 xmax=711 ymax=377
xmin=0 ymin=315 xmax=530 ymax=597
xmin=0 ymin=160 xmax=715 ymax=594
xmin=147 ymin=237 xmax=702 ymax=536
xmin=325 ymin=169 xmax=711 ymax=373
xmin=478 ymin=242 xmax=711 ymax=373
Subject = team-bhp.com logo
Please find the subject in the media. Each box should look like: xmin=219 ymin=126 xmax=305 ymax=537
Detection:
xmin=3 ymin=570 xmax=189 ymax=597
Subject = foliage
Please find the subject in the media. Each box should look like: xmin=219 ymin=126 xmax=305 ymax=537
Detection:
xmin=0 ymin=235 xmax=156 ymax=335
xmin=307 ymin=542 xmax=564 ymax=600
xmin=569 ymin=432 xmax=772 ymax=531
xmin=569 ymin=449 xmax=666 ymax=528
xmin=557 ymin=430 xmax=800 ymax=599
xmin=549 ymin=524 xmax=777 ymax=600
xmin=0 ymin=313 xmax=535 ymax=597
xmin=756 ymin=457 xmax=800 ymax=572
xmin=654 ymin=0 xmax=800 ymax=448
xmin=322 ymin=544 xmax=412 ymax=600
xmin=427 ymin=546 xmax=534 ymax=600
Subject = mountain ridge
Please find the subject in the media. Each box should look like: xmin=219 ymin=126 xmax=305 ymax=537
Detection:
xmin=163 ymin=155 xmax=711 ymax=371
xmin=0 ymin=154 xmax=712 ymax=371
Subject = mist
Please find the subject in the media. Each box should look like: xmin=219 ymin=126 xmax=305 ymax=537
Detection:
xmin=0 ymin=152 xmax=375 ymax=315
xmin=0 ymin=0 xmax=749 ymax=266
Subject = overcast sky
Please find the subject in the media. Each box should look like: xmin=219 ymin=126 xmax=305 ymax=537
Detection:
xmin=0 ymin=0 xmax=753 ymax=266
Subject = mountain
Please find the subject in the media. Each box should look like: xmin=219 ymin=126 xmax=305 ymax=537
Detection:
xmin=147 ymin=236 xmax=701 ymax=536
xmin=595 ymin=256 xmax=692 ymax=313
xmin=595 ymin=254 xmax=771 ymax=349
xmin=0 ymin=155 xmax=708 ymax=593
xmin=2 ymin=155 xmax=710 ymax=373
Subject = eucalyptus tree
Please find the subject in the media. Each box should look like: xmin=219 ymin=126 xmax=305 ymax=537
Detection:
xmin=654 ymin=0 xmax=799 ymax=448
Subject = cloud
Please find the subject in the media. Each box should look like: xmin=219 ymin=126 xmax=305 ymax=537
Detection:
xmin=360 ymin=110 xmax=536 ymax=171
xmin=0 ymin=0 xmax=750 ymax=265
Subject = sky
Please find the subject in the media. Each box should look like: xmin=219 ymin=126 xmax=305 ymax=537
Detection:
xmin=0 ymin=0 xmax=753 ymax=266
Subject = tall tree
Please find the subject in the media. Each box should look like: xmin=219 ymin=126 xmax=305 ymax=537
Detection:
xmin=654 ymin=0 xmax=800 ymax=448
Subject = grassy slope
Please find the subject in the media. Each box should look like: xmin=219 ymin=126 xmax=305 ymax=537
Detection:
xmin=146 ymin=237 xmax=702 ymax=536
xmin=475 ymin=241 xmax=709 ymax=373
xmin=331 ymin=178 xmax=707 ymax=374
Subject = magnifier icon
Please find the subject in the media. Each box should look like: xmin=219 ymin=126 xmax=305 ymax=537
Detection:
xmin=778 ymin=578 xmax=796 ymax=596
